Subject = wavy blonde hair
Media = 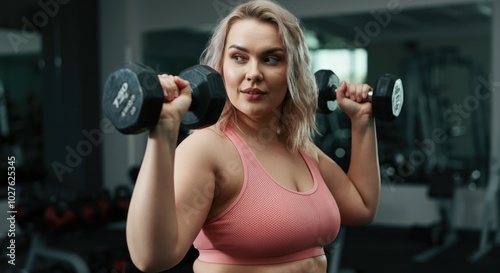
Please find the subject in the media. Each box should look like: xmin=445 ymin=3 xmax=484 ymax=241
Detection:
xmin=201 ymin=0 xmax=318 ymax=153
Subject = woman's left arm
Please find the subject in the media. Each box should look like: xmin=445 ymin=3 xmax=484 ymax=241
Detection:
xmin=318 ymin=81 xmax=380 ymax=226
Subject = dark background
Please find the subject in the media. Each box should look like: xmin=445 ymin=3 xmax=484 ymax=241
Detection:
xmin=0 ymin=0 xmax=498 ymax=272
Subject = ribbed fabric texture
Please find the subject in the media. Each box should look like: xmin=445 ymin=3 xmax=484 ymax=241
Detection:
xmin=193 ymin=126 xmax=341 ymax=265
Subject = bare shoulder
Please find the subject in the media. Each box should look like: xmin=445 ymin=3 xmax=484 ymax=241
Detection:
xmin=174 ymin=126 xmax=241 ymax=214
xmin=306 ymin=142 xmax=321 ymax=163
xmin=178 ymin=126 xmax=228 ymax=150
xmin=176 ymin=126 xmax=233 ymax=168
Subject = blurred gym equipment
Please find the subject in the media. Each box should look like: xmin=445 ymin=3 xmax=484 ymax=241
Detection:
xmin=401 ymin=47 xmax=492 ymax=263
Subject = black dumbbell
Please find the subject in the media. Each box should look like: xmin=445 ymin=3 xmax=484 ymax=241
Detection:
xmin=102 ymin=63 xmax=226 ymax=134
xmin=315 ymin=70 xmax=404 ymax=121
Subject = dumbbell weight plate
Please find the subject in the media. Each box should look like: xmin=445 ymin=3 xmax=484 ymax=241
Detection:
xmin=179 ymin=65 xmax=226 ymax=129
xmin=315 ymin=69 xmax=340 ymax=114
xmin=391 ymin=79 xmax=404 ymax=118
xmin=103 ymin=63 xmax=164 ymax=134
xmin=372 ymin=74 xmax=404 ymax=121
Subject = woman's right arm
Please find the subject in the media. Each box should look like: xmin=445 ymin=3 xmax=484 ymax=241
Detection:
xmin=125 ymin=76 xmax=214 ymax=272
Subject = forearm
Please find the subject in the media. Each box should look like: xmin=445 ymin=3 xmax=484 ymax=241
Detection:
xmin=346 ymin=116 xmax=381 ymax=218
xmin=126 ymin=129 xmax=180 ymax=271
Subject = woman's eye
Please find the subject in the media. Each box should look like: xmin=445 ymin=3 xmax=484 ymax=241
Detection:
xmin=265 ymin=57 xmax=280 ymax=64
xmin=232 ymin=55 xmax=244 ymax=62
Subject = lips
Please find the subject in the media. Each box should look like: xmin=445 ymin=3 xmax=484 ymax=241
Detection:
xmin=241 ymin=87 xmax=266 ymax=95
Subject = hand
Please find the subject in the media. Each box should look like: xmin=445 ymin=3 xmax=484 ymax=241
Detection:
xmin=155 ymin=74 xmax=192 ymax=132
xmin=335 ymin=81 xmax=373 ymax=121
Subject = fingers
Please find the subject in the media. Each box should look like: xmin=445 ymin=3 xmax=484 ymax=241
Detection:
xmin=336 ymin=81 xmax=373 ymax=120
xmin=343 ymin=82 xmax=372 ymax=102
xmin=336 ymin=81 xmax=347 ymax=93
xmin=174 ymin=76 xmax=190 ymax=91
xmin=158 ymin=75 xmax=191 ymax=102
xmin=158 ymin=74 xmax=177 ymax=102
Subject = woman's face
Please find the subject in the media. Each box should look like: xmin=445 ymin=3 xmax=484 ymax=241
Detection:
xmin=222 ymin=18 xmax=288 ymax=120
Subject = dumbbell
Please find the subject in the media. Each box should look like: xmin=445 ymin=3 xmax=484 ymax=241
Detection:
xmin=315 ymin=70 xmax=404 ymax=121
xmin=102 ymin=63 xmax=226 ymax=134
xmin=73 ymin=192 xmax=110 ymax=227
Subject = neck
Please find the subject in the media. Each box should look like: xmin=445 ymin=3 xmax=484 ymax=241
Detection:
xmin=232 ymin=110 xmax=283 ymax=140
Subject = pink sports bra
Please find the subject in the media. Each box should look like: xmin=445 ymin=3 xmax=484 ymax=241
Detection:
xmin=193 ymin=126 xmax=341 ymax=265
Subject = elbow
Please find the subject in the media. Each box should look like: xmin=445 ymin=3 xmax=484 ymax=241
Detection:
xmin=359 ymin=212 xmax=377 ymax=225
xmin=130 ymin=252 xmax=181 ymax=273
xmin=347 ymin=215 xmax=375 ymax=226
xmin=126 ymin=227 xmax=184 ymax=272
xmin=129 ymin=246 xmax=182 ymax=273
xmin=358 ymin=206 xmax=378 ymax=225
xmin=131 ymin=260 xmax=161 ymax=273
xmin=342 ymin=207 xmax=378 ymax=226
xmin=129 ymin=252 xmax=165 ymax=273
xmin=355 ymin=195 xmax=380 ymax=225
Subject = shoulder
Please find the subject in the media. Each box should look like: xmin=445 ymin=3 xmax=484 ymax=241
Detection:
xmin=302 ymin=141 xmax=321 ymax=164
xmin=178 ymin=126 xmax=228 ymax=151
xmin=185 ymin=126 xmax=226 ymax=142
xmin=304 ymin=143 xmax=341 ymax=177
xmin=176 ymin=126 xmax=234 ymax=168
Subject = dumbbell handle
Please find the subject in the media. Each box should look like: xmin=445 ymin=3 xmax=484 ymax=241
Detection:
xmin=366 ymin=90 xmax=374 ymax=101
xmin=319 ymin=69 xmax=374 ymax=102
xmin=333 ymin=88 xmax=374 ymax=102
xmin=321 ymin=89 xmax=373 ymax=113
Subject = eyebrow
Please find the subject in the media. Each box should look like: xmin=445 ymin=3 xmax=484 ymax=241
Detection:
xmin=228 ymin=45 xmax=285 ymax=55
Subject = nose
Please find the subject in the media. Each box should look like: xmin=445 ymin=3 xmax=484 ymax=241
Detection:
xmin=246 ymin=61 xmax=263 ymax=83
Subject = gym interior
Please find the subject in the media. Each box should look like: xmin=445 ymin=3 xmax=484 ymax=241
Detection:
xmin=0 ymin=0 xmax=499 ymax=272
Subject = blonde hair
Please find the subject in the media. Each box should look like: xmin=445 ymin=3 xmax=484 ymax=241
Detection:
xmin=201 ymin=0 xmax=318 ymax=153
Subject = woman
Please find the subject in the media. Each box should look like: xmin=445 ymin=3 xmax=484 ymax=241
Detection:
xmin=126 ymin=1 xmax=380 ymax=272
